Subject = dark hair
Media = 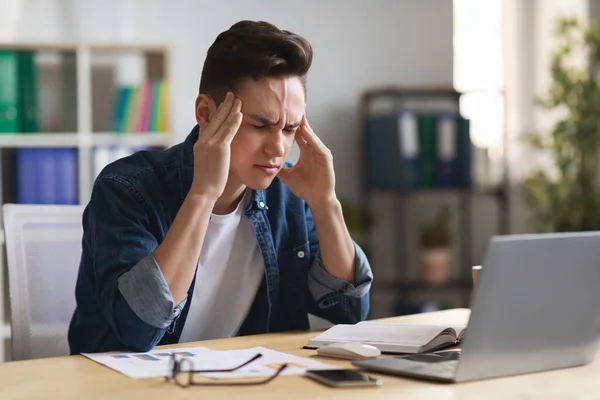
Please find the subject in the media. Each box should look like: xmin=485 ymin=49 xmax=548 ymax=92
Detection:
xmin=199 ymin=20 xmax=313 ymax=103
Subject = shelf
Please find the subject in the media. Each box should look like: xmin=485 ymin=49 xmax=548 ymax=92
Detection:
xmin=373 ymin=280 xmax=473 ymax=293
xmin=0 ymin=42 xmax=169 ymax=53
xmin=0 ymin=133 xmax=172 ymax=148
xmin=87 ymin=133 xmax=172 ymax=147
xmin=367 ymin=185 xmax=507 ymax=197
xmin=363 ymin=86 xmax=461 ymax=100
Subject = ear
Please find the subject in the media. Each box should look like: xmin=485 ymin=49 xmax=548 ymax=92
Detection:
xmin=195 ymin=94 xmax=217 ymax=130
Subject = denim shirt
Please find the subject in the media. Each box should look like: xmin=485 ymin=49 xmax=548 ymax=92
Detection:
xmin=68 ymin=125 xmax=373 ymax=354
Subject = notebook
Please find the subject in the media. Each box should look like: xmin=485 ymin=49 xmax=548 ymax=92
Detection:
xmin=305 ymin=321 xmax=466 ymax=354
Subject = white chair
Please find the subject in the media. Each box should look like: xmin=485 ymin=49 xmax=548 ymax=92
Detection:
xmin=3 ymin=204 xmax=85 ymax=361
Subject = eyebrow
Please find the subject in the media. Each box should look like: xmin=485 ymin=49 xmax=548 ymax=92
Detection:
xmin=248 ymin=114 xmax=302 ymax=129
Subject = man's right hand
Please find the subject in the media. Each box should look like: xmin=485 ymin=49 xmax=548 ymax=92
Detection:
xmin=191 ymin=92 xmax=243 ymax=199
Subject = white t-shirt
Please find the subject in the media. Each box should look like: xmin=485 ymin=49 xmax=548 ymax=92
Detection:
xmin=178 ymin=190 xmax=264 ymax=342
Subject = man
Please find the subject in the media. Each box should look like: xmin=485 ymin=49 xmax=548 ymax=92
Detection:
xmin=68 ymin=20 xmax=373 ymax=354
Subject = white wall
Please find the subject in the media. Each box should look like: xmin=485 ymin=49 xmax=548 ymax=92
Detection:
xmin=5 ymin=0 xmax=454 ymax=202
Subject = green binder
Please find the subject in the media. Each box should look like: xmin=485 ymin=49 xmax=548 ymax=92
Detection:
xmin=417 ymin=114 xmax=437 ymax=187
xmin=17 ymin=51 xmax=39 ymax=133
xmin=0 ymin=50 xmax=19 ymax=133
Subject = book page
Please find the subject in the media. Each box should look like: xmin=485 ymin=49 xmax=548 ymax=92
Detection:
xmin=310 ymin=323 xmax=452 ymax=346
xmin=422 ymin=329 xmax=460 ymax=352
xmin=360 ymin=321 xmax=467 ymax=340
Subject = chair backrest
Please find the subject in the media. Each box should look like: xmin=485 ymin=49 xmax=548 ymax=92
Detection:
xmin=3 ymin=204 xmax=85 ymax=361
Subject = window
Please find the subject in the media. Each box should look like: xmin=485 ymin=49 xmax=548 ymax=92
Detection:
xmin=453 ymin=0 xmax=504 ymax=184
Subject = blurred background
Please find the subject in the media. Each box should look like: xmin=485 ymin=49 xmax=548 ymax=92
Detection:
xmin=1 ymin=0 xmax=599 ymax=360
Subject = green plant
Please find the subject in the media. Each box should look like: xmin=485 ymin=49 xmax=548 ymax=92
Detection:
xmin=523 ymin=16 xmax=600 ymax=232
xmin=420 ymin=206 xmax=452 ymax=249
xmin=339 ymin=198 xmax=372 ymax=235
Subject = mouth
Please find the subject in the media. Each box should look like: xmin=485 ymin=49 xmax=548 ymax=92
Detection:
xmin=254 ymin=164 xmax=280 ymax=174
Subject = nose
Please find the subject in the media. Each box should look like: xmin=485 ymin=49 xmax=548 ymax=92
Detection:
xmin=264 ymin=130 xmax=285 ymax=157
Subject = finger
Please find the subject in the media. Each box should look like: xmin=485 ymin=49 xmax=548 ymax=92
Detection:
xmin=204 ymin=92 xmax=235 ymax=138
xmin=217 ymin=98 xmax=243 ymax=142
xmin=302 ymin=114 xmax=313 ymax=131
xmin=301 ymin=117 xmax=322 ymax=145
xmin=300 ymin=116 xmax=328 ymax=153
xmin=295 ymin=129 xmax=308 ymax=147
xmin=294 ymin=139 xmax=311 ymax=166
xmin=299 ymin=126 xmax=329 ymax=156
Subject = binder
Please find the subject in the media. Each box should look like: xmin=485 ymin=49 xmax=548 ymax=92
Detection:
xmin=158 ymin=80 xmax=169 ymax=132
xmin=54 ymin=148 xmax=78 ymax=204
xmin=417 ymin=114 xmax=437 ymax=187
xmin=14 ymin=149 xmax=37 ymax=203
xmin=150 ymin=81 xmax=161 ymax=132
xmin=435 ymin=112 xmax=458 ymax=187
xmin=17 ymin=51 xmax=39 ymax=133
xmin=125 ymin=86 xmax=140 ymax=132
xmin=136 ymin=82 xmax=152 ymax=132
xmin=365 ymin=111 xmax=420 ymax=189
xmin=112 ymin=87 xmax=130 ymax=133
xmin=365 ymin=114 xmax=403 ymax=189
xmin=14 ymin=148 xmax=78 ymax=204
xmin=37 ymin=150 xmax=57 ymax=204
xmin=0 ymin=50 xmax=19 ymax=133
xmin=397 ymin=111 xmax=419 ymax=188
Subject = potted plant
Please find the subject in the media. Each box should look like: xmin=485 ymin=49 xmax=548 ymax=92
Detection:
xmin=523 ymin=16 xmax=600 ymax=232
xmin=339 ymin=198 xmax=372 ymax=244
xmin=419 ymin=205 xmax=453 ymax=285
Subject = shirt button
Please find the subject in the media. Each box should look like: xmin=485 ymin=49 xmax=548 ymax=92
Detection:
xmin=259 ymin=201 xmax=265 ymax=209
xmin=297 ymin=251 xmax=305 ymax=259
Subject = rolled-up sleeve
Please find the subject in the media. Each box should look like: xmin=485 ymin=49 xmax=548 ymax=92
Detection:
xmin=118 ymin=254 xmax=187 ymax=329
xmin=85 ymin=176 xmax=183 ymax=351
xmin=303 ymin=202 xmax=372 ymax=324
xmin=308 ymin=241 xmax=373 ymax=300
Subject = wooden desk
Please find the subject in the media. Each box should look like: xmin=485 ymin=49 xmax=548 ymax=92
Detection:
xmin=1 ymin=308 xmax=598 ymax=399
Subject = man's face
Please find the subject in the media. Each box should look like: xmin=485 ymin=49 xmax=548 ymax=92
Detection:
xmin=229 ymin=76 xmax=305 ymax=190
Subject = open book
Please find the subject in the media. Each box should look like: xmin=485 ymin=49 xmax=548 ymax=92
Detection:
xmin=305 ymin=321 xmax=466 ymax=354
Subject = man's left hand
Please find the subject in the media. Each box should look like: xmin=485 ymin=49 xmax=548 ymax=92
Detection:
xmin=277 ymin=116 xmax=337 ymax=208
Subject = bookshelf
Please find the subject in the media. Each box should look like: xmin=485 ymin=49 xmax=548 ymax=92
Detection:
xmin=0 ymin=42 xmax=173 ymax=205
xmin=359 ymin=87 xmax=509 ymax=317
xmin=0 ymin=42 xmax=173 ymax=362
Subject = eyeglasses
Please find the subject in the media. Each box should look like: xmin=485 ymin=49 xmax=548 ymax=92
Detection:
xmin=164 ymin=352 xmax=289 ymax=388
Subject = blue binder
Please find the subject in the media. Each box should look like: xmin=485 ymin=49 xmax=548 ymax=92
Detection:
xmin=365 ymin=112 xmax=419 ymax=189
xmin=14 ymin=148 xmax=78 ymax=204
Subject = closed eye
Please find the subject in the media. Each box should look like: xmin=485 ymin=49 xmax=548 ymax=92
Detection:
xmin=253 ymin=124 xmax=296 ymax=134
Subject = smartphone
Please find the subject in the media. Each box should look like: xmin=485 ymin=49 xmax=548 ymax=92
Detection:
xmin=305 ymin=369 xmax=382 ymax=387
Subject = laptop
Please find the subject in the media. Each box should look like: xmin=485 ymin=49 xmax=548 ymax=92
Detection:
xmin=353 ymin=232 xmax=600 ymax=383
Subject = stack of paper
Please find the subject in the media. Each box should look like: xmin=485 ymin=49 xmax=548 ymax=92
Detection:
xmin=83 ymin=346 xmax=336 ymax=379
